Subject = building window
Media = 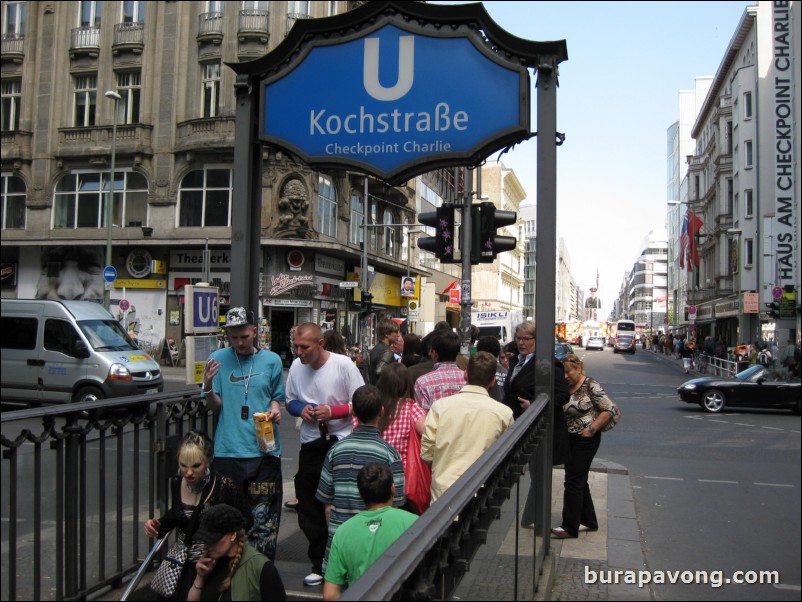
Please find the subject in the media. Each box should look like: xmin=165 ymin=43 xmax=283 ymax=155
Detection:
xmin=1 ymin=174 xmax=26 ymax=229
xmin=122 ymin=1 xmax=146 ymax=22
xmin=202 ymin=62 xmax=221 ymax=118
xmin=369 ymin=202 xmax=378 ymax=251
xmin=117 ymin=71 xmax=141 ymax=124
xmin=744 ymin=189 xmax=753 ymax=219
xmin=349 ymin=189 xmax=363 ymax=244
xmin=743 ymin=91 xmax=752 ymax=120
xmin=53 ymin=171 xmax=148 ymax=229
xmin=744 ymin=140 xmax=753 ymax=168
xmin=317 ymin=174 xmax=336 ymax=238
xmin=288 ymin=1 xmax=310 ymax=16
xmin=744 ymin=238 xmax=753 ymax=267
xmin=73 ymin=74 xmax=97 ymax=127
xmin=383 ymin=208 xmax=395 ymax=256
xmin=726 ymin=178 xmax=733 ymax=216
xmin=178 ymin=168 xmax=231 ymax=227
xmin=725 ymin=120 xmax=733 ymax=154
xmin=80 ymin=1 xmax=102 ymax=27
xmin=206 ymin=0 xmax=225 ymax=12
xmin=1 ymin=79 xmax=22 ymax=131
xmin=2 ymin=2 xmax=26 ymax=35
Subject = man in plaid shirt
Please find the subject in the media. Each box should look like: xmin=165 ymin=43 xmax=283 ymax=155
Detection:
xmin=414 ymin=330 xmax=465 ymax=411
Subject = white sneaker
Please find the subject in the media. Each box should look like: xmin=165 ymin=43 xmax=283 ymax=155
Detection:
xmin=304 ymin=572 xmax=323 ymax=587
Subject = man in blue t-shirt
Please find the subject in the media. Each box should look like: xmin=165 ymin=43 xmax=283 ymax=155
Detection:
xmin=202 ymin=307 xmax=285 ymax=561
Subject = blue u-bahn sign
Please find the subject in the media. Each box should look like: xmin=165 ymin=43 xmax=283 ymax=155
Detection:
xmin=260 ymin=16 xmax=530 ymax=183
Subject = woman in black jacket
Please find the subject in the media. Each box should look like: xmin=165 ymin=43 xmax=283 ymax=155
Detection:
xmin=136 ymin=431 xmax=253 ymax=601
xmin=503 ymin=321 xmax=571 ymax=528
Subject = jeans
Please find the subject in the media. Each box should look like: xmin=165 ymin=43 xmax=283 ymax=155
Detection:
xmin=560 ymin=433 xmax=601 ymax=535
xmin=213 ymin=455 xmax=282 ymax=561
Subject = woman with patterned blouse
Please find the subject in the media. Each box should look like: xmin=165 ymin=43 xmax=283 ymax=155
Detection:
xmin=552 ymin=354 xmax=620 ymax=539
xmin=376 ymin=363 xmax=426 ymax=472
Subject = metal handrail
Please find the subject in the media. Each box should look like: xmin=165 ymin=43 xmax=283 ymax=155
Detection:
xmin=342 ymin=395 xmax=550 ymax=600
xmin=118 ymin=536 xmax=168 ymax=601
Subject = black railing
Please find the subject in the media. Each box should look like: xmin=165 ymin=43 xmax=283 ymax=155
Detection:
xmin=2 ymin=389 xmax=553 ymax=601
xmin=0 ymin=390 xmax=212 ymax=601
xmin=342 ymin=395 xmax=552 ymax=600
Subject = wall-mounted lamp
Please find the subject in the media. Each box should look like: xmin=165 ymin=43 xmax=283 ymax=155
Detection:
xmin=141 ymin=226 xmax=153 ymax=237
xmin=727 ymin=228 xmax=742 ymax=235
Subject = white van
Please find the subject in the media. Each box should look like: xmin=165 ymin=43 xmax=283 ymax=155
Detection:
xmin=1 ymin=299 xmax=163 ymax=403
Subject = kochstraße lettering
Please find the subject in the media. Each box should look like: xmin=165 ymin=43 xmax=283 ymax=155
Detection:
xmin=310 ymin=102 xmax=468 ymax=135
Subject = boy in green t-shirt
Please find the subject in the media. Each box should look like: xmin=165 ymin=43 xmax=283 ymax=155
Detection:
xmin=323 ymin=464 xmax=417 ymax=600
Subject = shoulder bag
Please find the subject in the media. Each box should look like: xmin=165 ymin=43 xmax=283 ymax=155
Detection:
xmin=588 ymin=378 xmax=621 ymax=432
xmin=150 ymin=476 xmax=217 ymax=598
xmin=405 ymin=427 xmax=432 ymax=515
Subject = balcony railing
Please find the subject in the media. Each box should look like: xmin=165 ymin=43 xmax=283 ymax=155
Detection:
xmin=113 ymin=21 xmax=145 ymax=46
xmin=1 ymin=32 xmax=24 ymax=59
xmin=239 ymin=8 xmax=269 ymax=35
xmin=70 ymin=26 xmax=101 ymax=52
xmin=198 ymin=11 xmax=224 ymax=36
xmin=285 ymin=12 xmax=310 ymax=37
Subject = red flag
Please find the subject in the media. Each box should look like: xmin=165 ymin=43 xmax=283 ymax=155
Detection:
xmin=688 ymin=211 xmax=704 ymax=269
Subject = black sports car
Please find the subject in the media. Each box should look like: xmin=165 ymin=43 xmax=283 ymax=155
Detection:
xmin=677 ymin=365 xmax=801 ymax=414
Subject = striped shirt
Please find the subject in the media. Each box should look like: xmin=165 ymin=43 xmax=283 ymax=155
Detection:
xmin=316 ymin=425 xmax=405 ymax=562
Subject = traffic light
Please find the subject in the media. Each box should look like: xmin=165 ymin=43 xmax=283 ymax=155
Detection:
xmin=765 ymin=302 xmax=779 ymax=318
xmin=417 ymin=204 xmax=456 ymax=263
xmin=471 ymin=202 xmax=517 ymax=263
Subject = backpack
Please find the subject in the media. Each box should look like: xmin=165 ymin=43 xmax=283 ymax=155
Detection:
xmin=758 ymin=351 xmax=770 ymax=366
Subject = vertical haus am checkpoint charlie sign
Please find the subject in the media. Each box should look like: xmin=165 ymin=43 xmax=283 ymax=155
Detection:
xmin=259 ymin=13 xmax=530 ymax=183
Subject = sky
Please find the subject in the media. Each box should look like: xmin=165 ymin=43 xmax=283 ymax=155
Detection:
xmin=435 ymin=1 xmax=754 ymax=315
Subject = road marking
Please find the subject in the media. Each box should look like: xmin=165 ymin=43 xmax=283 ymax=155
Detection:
xmin=698 ymin=479 xmax=738 ymax=484
xmin=708 ymin=419 xmax=729 ymax=424
xmin=761 ymin=426 xmax=784 ymax=431
xmin=684 ymin=416 xmax=704 ymax=420
xmin=754 ymin=482 xmax=794 ymax=488
xmin=643 ymin=476 xmax=684 ymax=481
xmin=733 ymin=422 xmax=754 ymax=427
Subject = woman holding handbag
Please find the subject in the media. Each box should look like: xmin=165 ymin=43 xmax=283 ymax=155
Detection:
xmin=552 ymin=354 xmax=621 ymax=539
xmin=375 ymin=363 xmax=429 ymax=514
xmin=134 ymin=431 xmax=253 ymax=600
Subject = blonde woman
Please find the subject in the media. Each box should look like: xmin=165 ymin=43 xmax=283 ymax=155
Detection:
xmin=139 ymin=432 xmax=252 ymax=600
xmin=552 ymin=355 xmax=620 ymax=539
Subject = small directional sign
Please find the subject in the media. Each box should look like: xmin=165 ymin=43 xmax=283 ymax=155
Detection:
xmin=103 ymin=266 xmax=117 ymax=282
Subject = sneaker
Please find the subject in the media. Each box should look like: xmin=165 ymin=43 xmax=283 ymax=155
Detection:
xmin=304 ymin=572 xmax=323 ymax=587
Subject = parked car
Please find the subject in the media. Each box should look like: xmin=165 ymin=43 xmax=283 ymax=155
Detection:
xmin=585 ymin=336 xmax=605 ymax=351
xmin=677 ymin=364 xmax=801 ymax=414
xmin=1 ymin=299 xmax=163 ymax=403
xmin=554 ymin=342 xmax=574 ymax=361
xmin=613 ymin=335 xmax=636 ymax=354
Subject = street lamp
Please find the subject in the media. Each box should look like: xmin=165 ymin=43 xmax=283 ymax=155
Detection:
xmin=103 ymin=90 xmax=121 ymax=310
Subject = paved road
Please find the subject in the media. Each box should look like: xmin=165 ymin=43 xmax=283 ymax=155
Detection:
xmin=577 ymin=346 xmax=801 ymax=600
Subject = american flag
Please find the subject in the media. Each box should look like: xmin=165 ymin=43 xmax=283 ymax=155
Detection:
xmin=679 ymin=212 xmax=690 ymax=270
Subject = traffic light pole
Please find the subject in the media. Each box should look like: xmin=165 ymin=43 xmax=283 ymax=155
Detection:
xmin=460 ymin=166 xmax=473 ymax=357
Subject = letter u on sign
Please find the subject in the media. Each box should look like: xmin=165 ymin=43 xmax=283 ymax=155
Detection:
xmin=194 ymin=291 xmax=219 ymax=328
xmin=363 ymin=35 xmax=414 ymax=101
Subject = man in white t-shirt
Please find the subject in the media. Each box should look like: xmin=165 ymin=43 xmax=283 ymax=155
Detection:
xmin=285 ymin=322 xmax=364 ymax=587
